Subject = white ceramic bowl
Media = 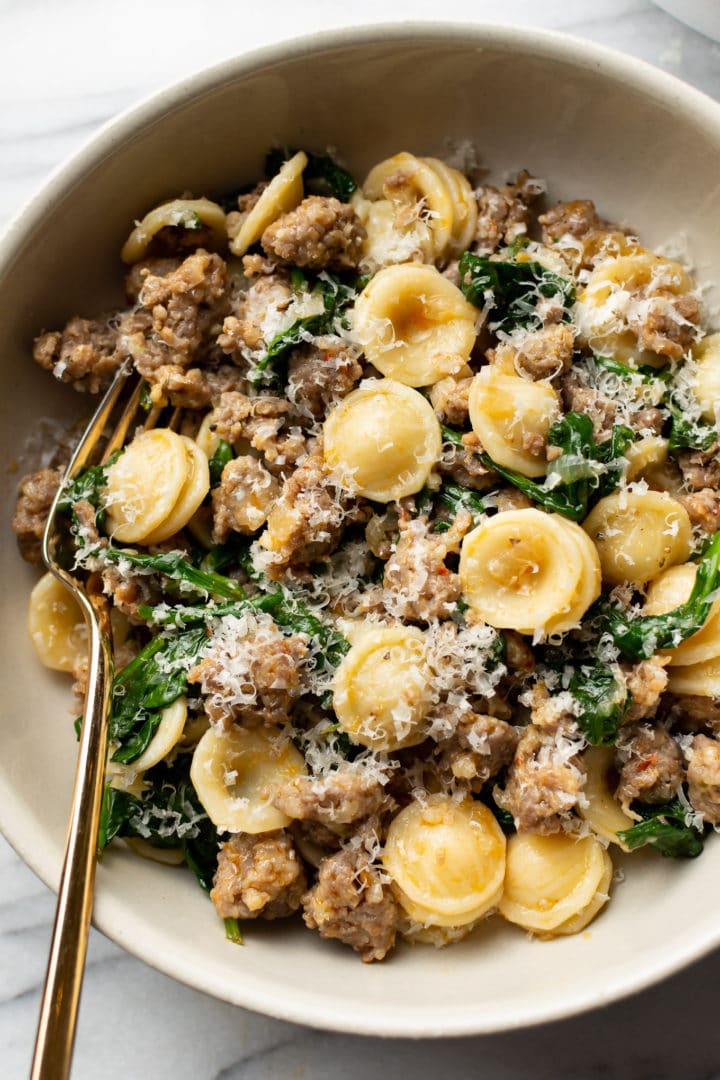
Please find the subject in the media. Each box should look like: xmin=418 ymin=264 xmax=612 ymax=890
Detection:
xmin=2 ymin=24 xmax=720 ymax=1038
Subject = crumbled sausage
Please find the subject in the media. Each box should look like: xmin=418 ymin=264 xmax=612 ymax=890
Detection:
xmin=539 ymin=199 xmax=604 ymax=244
xmin=561 ymin=367 xmax=616 ymax=441
xmin=435 ymin=712 xmax=518 ymax=787
xmin=272 ymin=768 xmax=387 ymax=825
xmin=438 ymin=431 xmax=498 ymax=491
xmin=261 ymin=196 xmax=366 ymax=271
xmin=12 ymin=468 xmax=61 ymax=564
xmin=260 ymin=451 xmax=368 ymax=577
xmin=676 ymin=489 xmax=720 ymax=534
xmin=100 ymin=564 xmax=162 ymax=624
xmin=124 ymin=257 xmax=182 ymax=303
xmin=286 ymin=340 xmax=363 ymax=421
xmin=676 ymin=446 xmax=720 ymax=493
xmin=635 ymin=293 xmax=700 ymax=360
xmin=621 ymin=656 xmax=669 ymax=724
xmin=495 ymin=719 xmax=586 ymax=833
xmin=211 ymin=832 xmax=307 ymax=920
xmin=188 ymin=615 xmax=308 ymax=727
xmin=217 ymin=272 xmax=292 ymax=360
xmin=33 ymin=317 xmax=121 ymax=394
xmin=211 ymin=391 xmax=306 ymax=472
xmin=429 ymin=376 xmax=472 ymax=426
xmin=504 ymin=631 xmax=535 ymax=677
xmin=119 ymin=250 xmax=229 ymax=377
xmin=382 ymin=512 xmax=471 ymax=623
xmin=513 ymin=324 xmax=575 ymax=381
xmin=302 ymin=825 xmax=398 ymax=962
xmin=668 ymin=693 xmax=720 ymax=735
xmin=630 ymin=407 xmax=665 ymax=437
xmin=474 ymin=170 xmax=542 ymax=252
xmin=686 ymin=734 xmax=720 ymax=825
xmin=614 ymin=724 xmax=684 ymax=806
xmin=211 ymin=456 xmax=280 ymax=541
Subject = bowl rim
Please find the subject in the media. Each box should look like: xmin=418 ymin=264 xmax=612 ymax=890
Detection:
xmin=3 ymin=19 xmax=720 ymax=1038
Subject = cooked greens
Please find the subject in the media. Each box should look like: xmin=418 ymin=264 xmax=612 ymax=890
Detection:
xmin=459 ymin=250 xmax=576 ymax=333
xmin=595 ymin=531 xmax=720 ymax=660
xmin=252 ymin=270 xmax=360 ymax=388
xmin=479 ymin=413 xmax=634 ymax=522
xmin=617 ymin=800 xmax=705 ymax=858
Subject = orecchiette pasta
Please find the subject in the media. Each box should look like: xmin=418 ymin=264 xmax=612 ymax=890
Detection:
xmin=644 ymin=563 xmax=720 ymax=666
xmin=332 ymin=625 xmax=431 ymax=751
xmin=127 ymin=695 xmax=188 ymax=774
xmin=575 ymin=249 xmax=695 ymax=365
xmin=104 ymin=429 xmax=210 ymax=544
xmin=498 ymin=832 xmax=612 ymax=934
xmin=228 ymin=150 xmax=307 ymax=257
xmin=323 ymin=378 xmax=441 ymax=501
xmin=459 ymin=509 xmax=601 ymax=635
xmin=28 ymin=571 xmax=86 ymax=672
xmin=667 ymin=657 xmax=720 ymax=697
xmin=352 ymin=264 xmax=478 ymax=386
xmin=468 ymin=367 xmax=561 ymax=477
xmin=120 ymin=197 xmax=227 ymax=264
xmin=623 ymin=436 xmax=669 ymax=483
xmin=142 ymin=436 xmax=211 ymax=544
xmin=578 ymin=746 xmax=634 ymax=851
xmin=363 ymin=152 xmax=453 ymax=263
xmin=420 ymin=156 xmax=479 ymax=257
xmin=583 ymin=491 xmax=692 ymax=586
xmin=382 ymin=795 xmax=506 ymax=927
xmin=692 ymin=332 xmax=720 ymax=423
xmin=190 ymin=726 xmax=306 ymax=833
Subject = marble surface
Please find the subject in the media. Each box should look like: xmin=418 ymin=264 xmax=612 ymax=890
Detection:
xmin=3 ymin=1 xmax=720 ymax=1076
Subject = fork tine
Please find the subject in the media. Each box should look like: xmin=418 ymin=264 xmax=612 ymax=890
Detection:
xmin=101 ymin=375 xmax=145 ymax=462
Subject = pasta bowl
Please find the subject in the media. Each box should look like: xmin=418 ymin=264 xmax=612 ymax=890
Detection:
xmin=2 ymin=23 xmax=720 ymax=1037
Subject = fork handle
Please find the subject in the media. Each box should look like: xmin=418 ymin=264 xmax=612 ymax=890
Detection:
xmin=31 ymin=611 xmax=113 ymax=1080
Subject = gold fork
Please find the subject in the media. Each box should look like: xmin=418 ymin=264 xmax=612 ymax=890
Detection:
xmin=31 ymin=360 xmax=151 ymax=1080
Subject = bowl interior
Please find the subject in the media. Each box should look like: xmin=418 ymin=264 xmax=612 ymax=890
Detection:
xmin=2 ymin=25 xmax=720 ymax=1036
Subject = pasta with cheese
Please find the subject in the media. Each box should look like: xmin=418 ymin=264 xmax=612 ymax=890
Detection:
xmin=15 ymin=145 xmax=719 ymax=965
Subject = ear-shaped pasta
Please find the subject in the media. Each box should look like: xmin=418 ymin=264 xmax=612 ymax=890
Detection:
xmin=323 ymin=379 xmax=441 ymax=502
xmin=103 ymin=429 xmax=210 ymax=544
xmin=333 ymin=625 xmax=431 ymax=750
xmin=575 ymin=250 xmax=695 ymax=366
xmin=194 ymin=412 xmax=223 ymax=460
xmin=583 ymin=491 xmax=692 ymax=586
xmin=552 ymin=849 xmax=614 ymax=936
xmin=127 ymin=695 xmax=188 ymax=774
xmin=190 ymin=726 xmax=306 ymax=833
xmin=142 ymin=437 xmax=210 ymax=544
xmin=667 ymin=656 xmax=720 ymax=697
xmin=104 ymin=429 xmax=189 ymax=542
xmin=228 ymin=150 xmax=307 ymax=257
xmin=468 ymin=368 xmax=561 ymax=477
xmin=578 ymin=746 xmax=634 ymax=851
xmin=498 ymin=832 xmax=611 ymax=934
xmin=644 ymin=562 xmax=720 ymax=666
xmin=120 ymin=197 xmax=227 ymax=264
xmin=692 ymin=333 xmax=720 ymax=423
xmin=459 ymin=509 xmax=601 ymax=635
xmin=624 ymin=436 xmax=669 ymax=482
xmin=351 ymin=193 xmax=433 ymax=270
xmin=28 ymin=571 xmax=86 ymax=673
xmin=363 ymin=152 xmax=455 ymax=263
xmin=353 ymin=264 xmax=478 ymax=386
xmin=420 ymin=157 xmax=479 ymax=257
xmin=382 ymin=795 xmax=506 ymax=927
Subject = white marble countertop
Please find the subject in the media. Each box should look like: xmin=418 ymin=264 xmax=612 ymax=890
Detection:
xmin=3 ymin=1 xmax=720 ymax=1077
